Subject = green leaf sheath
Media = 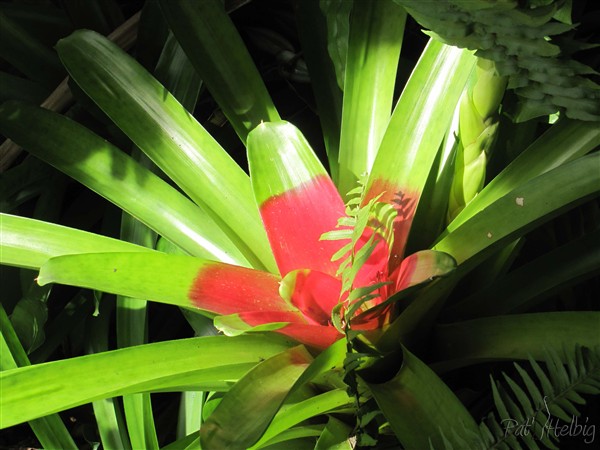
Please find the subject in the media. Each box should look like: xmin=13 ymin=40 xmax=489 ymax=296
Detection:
xmin=365 ymin=40 xmax=476 ymax=265
xmin=0 ymin=101 xmax=249 ymax=266
xmin=337 ymin=0 xmax=406 ymax=196
xmin=0 ymin=213 xmax=153 ymax=269
xmin=200 ymin=346 xmax=313 ymax=449
xmin=447 ymin=58 xmax=507 ymax=221
xmin=367 ymin=346 xmax=480 ymax=449
xmin=55 ymin=30 xmax=276 ymax=272
xmin=0 ymin=335 xmax=294 ymax=429
xmin=434 ymin=153 xmax=600 ymax=266
xmin=158 ymin=0 xmax=280 ymax=142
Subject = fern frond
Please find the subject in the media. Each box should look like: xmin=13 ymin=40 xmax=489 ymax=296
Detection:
xmin=477 ymin=345 xmax=600 ymax=450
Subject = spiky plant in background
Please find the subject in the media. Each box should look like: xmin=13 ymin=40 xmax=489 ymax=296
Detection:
xmin=396 ymin=0 xmax=600 ymax=122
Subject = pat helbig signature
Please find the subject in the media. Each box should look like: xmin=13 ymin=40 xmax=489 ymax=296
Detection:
xmin=501 ymin=396 xmax=596 ymax=444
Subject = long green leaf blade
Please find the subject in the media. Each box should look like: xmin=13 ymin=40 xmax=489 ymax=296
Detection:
xmin=0 ymin=213 xmax=153 ymax=270
xmin=158 ymin=0 xmax=280 ymax=142
xmin=0 ymin=335 xmax=293 ymax=429
xmin=365 ymin=40 xmax=476 ymax=263
xmin=433 ymin=312 xmax=600 ymax=372
xmin=1 ymin=304 xmax=77 ymax=449
xmin=294 ymin=0 xmax=343 ymax=182
xmin=434 ymin=153 xmax=600 ymax=265
xmin=337 ymin=0 xmax=406 ymax=195
xmin=445 ymin=119 xmax=600 ymax=233
xmin=55 ymin=29 xmax=276 ymax=271
xmin=0 ymin=101 xmax=248 ymax=265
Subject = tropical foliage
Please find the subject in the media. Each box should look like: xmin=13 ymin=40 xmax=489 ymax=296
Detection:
xmin=1 ymin=0 xmax=598 ymax=448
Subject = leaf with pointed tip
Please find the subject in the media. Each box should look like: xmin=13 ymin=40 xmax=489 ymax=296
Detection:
xmin=55 ymin=29 xmax=276 ymax=272
xmin=444 ymin=119 xmax=600 ymax=233
xmin=200 ymin=346 xmax=313 ymax=450
xmin=248 ymin=121 xmax=346 ymax=276
xmin=252 ymin=389 xmax=353 ymax=449
xmin=0 ymin=213 xmax=153 ymax=270
xmin=392 ymin=250 xmax=457 ymax=292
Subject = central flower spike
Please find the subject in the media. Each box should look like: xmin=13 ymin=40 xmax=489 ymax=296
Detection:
xmin=186 ymin=121 xmax=456 ymax=349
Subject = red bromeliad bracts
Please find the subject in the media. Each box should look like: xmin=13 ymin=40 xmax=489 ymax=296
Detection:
xmin=188 ymin=121 xmax=455 ymax=349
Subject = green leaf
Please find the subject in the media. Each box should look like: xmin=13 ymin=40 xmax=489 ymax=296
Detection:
xmin=251 ymin=389 xmax=353 ymax=449
xmin=295 ymin=0 xmax=343 ymax=182
xmin=153 ymin=32 xmax=202 ymax=113
xmin=56 ymin=29 xmax=276 ymax=272
xmin=200 ymin=346 xmax=313 ymax=449
xmin=0 ymin=334 xmax=294 ymax=429
xmin=0 ymin=101 xmax=252 ymax=265
xmin=432 ymin=312 xmax=600 ymax=371
xmin=447 ymin=228 xmax=600 ymax=319
xmin=158 ymin=0 xmax=280 ymax=142
xmin=445 ymin=119 xmax=600 ymax=232
xmin=0 ymin=213 xmax=153 ymax=270
xmin=314 ymin=416 xmax=353 ymax=450
xmin=434 ymin=153 xmax=600 ymax=265
xmin=320 ymin=0 xmax=352 ymax=91
xmin=37 ymin=252 xmax=210 ymax=310
xmin=365 ymin=40 xmax=476 ymax=259
xmin=337 ymin=0 xmax=406 ymax=195
xmin=366 ymin=346 xmax=481 ymax=449
xmin=9 ymin=284 xmax=50 ymax=354
xmin=87 ymin=299 xmax=132 ymax=450
xmin=1 ymin=304 xmax=77 ymax=449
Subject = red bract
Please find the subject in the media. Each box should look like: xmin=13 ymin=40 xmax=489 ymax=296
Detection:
xmin=188 ymin=122 xmax=455 ymax=349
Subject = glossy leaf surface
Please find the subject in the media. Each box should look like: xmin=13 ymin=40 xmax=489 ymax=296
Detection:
xmin=0 ymin=101 xmax=248 ymax=265
xmin=434 ymin=153 xmax=600 ymax=265
xmin=337 ymin=0 xmax=406 ymax=195
xmin=0 ymin=214 xmax=152 ymax=269
xmin=0 ymin=335 xmax=294 ymax=428
xmin=56 ymin=30 xmax=276 ymax=271
xmin=365 ymin=40 xmax=476 ymax=267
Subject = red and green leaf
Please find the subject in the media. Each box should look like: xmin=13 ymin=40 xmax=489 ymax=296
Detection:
xmin=248 ymin=121 xmax=346 ymax=277
xmin=364 ymin=41 xmax=476 ymax=267
xmin=37 ymin=252 xmax=289 ymax=317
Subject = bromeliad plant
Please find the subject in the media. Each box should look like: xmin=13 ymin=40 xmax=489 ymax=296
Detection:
xmin=1 ymin=0 xmax=599 ymax=449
